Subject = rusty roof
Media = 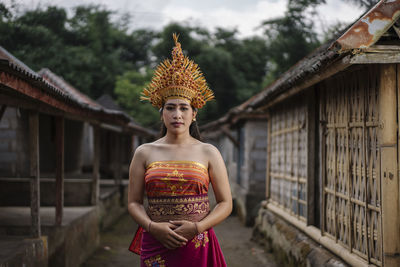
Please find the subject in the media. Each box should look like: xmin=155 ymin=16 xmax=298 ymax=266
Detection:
xmin=331 ymin=0 xmax=400 ymax=52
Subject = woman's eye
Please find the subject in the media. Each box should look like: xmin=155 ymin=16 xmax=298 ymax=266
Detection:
xmin=181 ymin=107 xmax=188 ymax=111
xmin=166 ymin=107 xmax=174 ymax=110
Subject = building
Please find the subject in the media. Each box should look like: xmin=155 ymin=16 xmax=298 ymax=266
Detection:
xmin=0 ymin=46 xmax=155 ymax=266
xmin=203 ymin=1 xmax=400 ymax=266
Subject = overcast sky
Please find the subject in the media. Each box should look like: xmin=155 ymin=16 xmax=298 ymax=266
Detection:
xmin=6 ymin=0 xmax=365 ymax=38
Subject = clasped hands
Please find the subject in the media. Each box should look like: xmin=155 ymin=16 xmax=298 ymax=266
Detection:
xmin=149 ymin=220 xmax=199 ymax=250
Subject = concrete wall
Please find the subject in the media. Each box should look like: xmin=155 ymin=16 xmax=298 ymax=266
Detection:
xmin=236 ymin=120 xmax=268 ymax=225
xmin=0 ymin=236 xmax=48 ymax=267
xmin=82 ymin=122 xmax=94 ymax=170
xmin=0 ymin=179 xmax=92 ymax=206
xmin=0 ymin=107 xmax=30 ymax=177
xmin=39 ymin=116 xmax=84 ymax=175
xmin=0 ymin=183 xmax=128 ymax=267
xmin=64 ymin=119 xmax=84 ymax=174
xmin=0 ymin=109 xmax=85 ymax=178
xmin=47 ymin=208 xmax=100 ymax=267
xmin=205 ymin=120 xmax=268 ymax=226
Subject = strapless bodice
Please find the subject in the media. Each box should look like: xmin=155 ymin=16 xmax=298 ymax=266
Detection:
xmin=145 ymin=160 xmax=209 ymax=197
xmin=144 ymin=160 xmax=210 ymax=222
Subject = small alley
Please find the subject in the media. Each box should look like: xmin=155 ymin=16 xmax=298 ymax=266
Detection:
xmin=82 ymin=213 xmax=277 ymax=267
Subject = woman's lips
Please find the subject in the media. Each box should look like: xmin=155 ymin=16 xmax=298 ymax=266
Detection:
xmin=172 ymin=122 xmax=183 ymax=127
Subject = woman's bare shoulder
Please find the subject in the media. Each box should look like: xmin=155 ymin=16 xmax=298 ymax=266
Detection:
xmin=133 ymin=143 xmax=156 ymax=157
xmin=199 ymin=142 xmax=221 ymax=158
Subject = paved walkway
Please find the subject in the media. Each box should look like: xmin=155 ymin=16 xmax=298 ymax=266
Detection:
xmin=82 ymin=213 xmax=277 ymax=267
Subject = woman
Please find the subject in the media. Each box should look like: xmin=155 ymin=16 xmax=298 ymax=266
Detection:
xmin=128 ymin=33 xmax=232 ymax=267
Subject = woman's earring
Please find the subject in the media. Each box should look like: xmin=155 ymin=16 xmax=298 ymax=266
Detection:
xmin=192 ymin=118 xmax=196 ymax=122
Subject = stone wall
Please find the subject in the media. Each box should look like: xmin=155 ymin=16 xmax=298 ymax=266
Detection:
xmin=0 ymin=107 xmax=30 ymax=177
xmin=253 ymin=206 xmax=347 ymax=267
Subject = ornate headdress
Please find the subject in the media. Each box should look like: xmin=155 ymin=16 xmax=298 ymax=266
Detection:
xmin=141 ymin=33 xmax=214 ymax=109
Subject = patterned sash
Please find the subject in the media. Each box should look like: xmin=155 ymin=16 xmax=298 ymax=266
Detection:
xmin=147 ymin=194 xmax=210 ymax=222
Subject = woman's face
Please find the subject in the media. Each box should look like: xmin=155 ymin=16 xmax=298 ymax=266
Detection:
xmin=162 ymin=98 xmax=197 ymax=135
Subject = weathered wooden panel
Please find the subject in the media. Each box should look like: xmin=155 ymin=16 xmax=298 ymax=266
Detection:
xmin=320 ymin=65 xmax=382 ymax=265
xmin=380 ymin=64 xmax=400 ymax=266
xmin=269 ymin=95 xmax=307 ymax=220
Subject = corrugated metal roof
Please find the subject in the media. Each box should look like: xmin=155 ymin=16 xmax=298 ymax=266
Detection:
xmin=331 ymin=0 xmax=400 ymax=52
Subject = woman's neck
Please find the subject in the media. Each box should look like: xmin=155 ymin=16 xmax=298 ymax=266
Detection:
xmin=163 ymin=131 xmax=194 ymax=145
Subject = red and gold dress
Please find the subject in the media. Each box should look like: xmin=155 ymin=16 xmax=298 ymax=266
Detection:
xmin=129 ymin=160 xmax=227 ymax=267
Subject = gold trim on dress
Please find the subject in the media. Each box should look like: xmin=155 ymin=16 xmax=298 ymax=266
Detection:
xmin=148 ymin=194 xmax=209 ymax=204
xmin=146 ymin=160 xmax=208 ymax=171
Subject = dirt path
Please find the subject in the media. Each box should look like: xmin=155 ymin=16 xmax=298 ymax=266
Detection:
xmin=82 ymin=214 xmax=276 ymax=267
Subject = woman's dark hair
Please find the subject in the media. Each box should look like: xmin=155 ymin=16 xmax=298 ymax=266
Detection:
xmin=158 ymin=107 xmax=202 ymax=141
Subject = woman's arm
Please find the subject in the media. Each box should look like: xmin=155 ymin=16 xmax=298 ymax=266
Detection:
xmin=197 ymin=144 xmax=232 ymax=232
xmin=171 ymin=144 xmax=232 ymax=236
xmin=127 ymin=145 xmax=187 ymax=249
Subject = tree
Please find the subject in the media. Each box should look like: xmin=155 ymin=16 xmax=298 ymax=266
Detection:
xmin=342 ymin=0 xmax=379 ymax=10
xmin=114 ymin=69 xmax=160 ymax=127
xmin=260 ymin=0 xmax=325 ymax=79
xmin=0 ymin=4 xmax=154 ymax=99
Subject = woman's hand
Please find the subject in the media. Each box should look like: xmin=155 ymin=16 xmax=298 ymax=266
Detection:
xmin=150 ymin=222 xmax=188 ymax=249
xmin=170 ymin=220 xmax=198 ymax=241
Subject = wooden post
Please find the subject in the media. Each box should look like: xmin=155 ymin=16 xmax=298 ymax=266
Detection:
xmin=113 ymin=134 xmax=122 ymax=186
xmin=307 ymin=89 xmax=316 ymax=225
xmin=29 ymin=111 xmax=40 ymax=237
xmin=265 ymin=112 xmax=271 ymax=199
xmin=91 ymin=125 xmax=100 ymax=205
xmin=320 ymin=87 xmax=326 ymax=234
xmin=55 ymin=116 xmax=64 ymax=225
xmin=379 ymin=64 xmax=400 ymax=266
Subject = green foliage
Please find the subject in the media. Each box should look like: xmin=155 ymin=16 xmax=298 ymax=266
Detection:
xmin=260 ymin=0 xmax=324 ymax=79
xmin=0 ymin=4 xmax=153 ymax=98
xmin=114 ymin=69 xmax=160 ymax=127
xmin=1 ymin=0 xmax=360 ymax=127
xmin=0 ymin=2 xmax=13 ymax=21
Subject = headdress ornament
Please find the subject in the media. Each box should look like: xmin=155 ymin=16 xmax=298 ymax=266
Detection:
xmin=141 ymin=33 xmax=214 ymax=109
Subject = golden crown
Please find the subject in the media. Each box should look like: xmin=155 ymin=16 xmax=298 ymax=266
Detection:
xmin=141 ymin=33 xmax=214 ymax=109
